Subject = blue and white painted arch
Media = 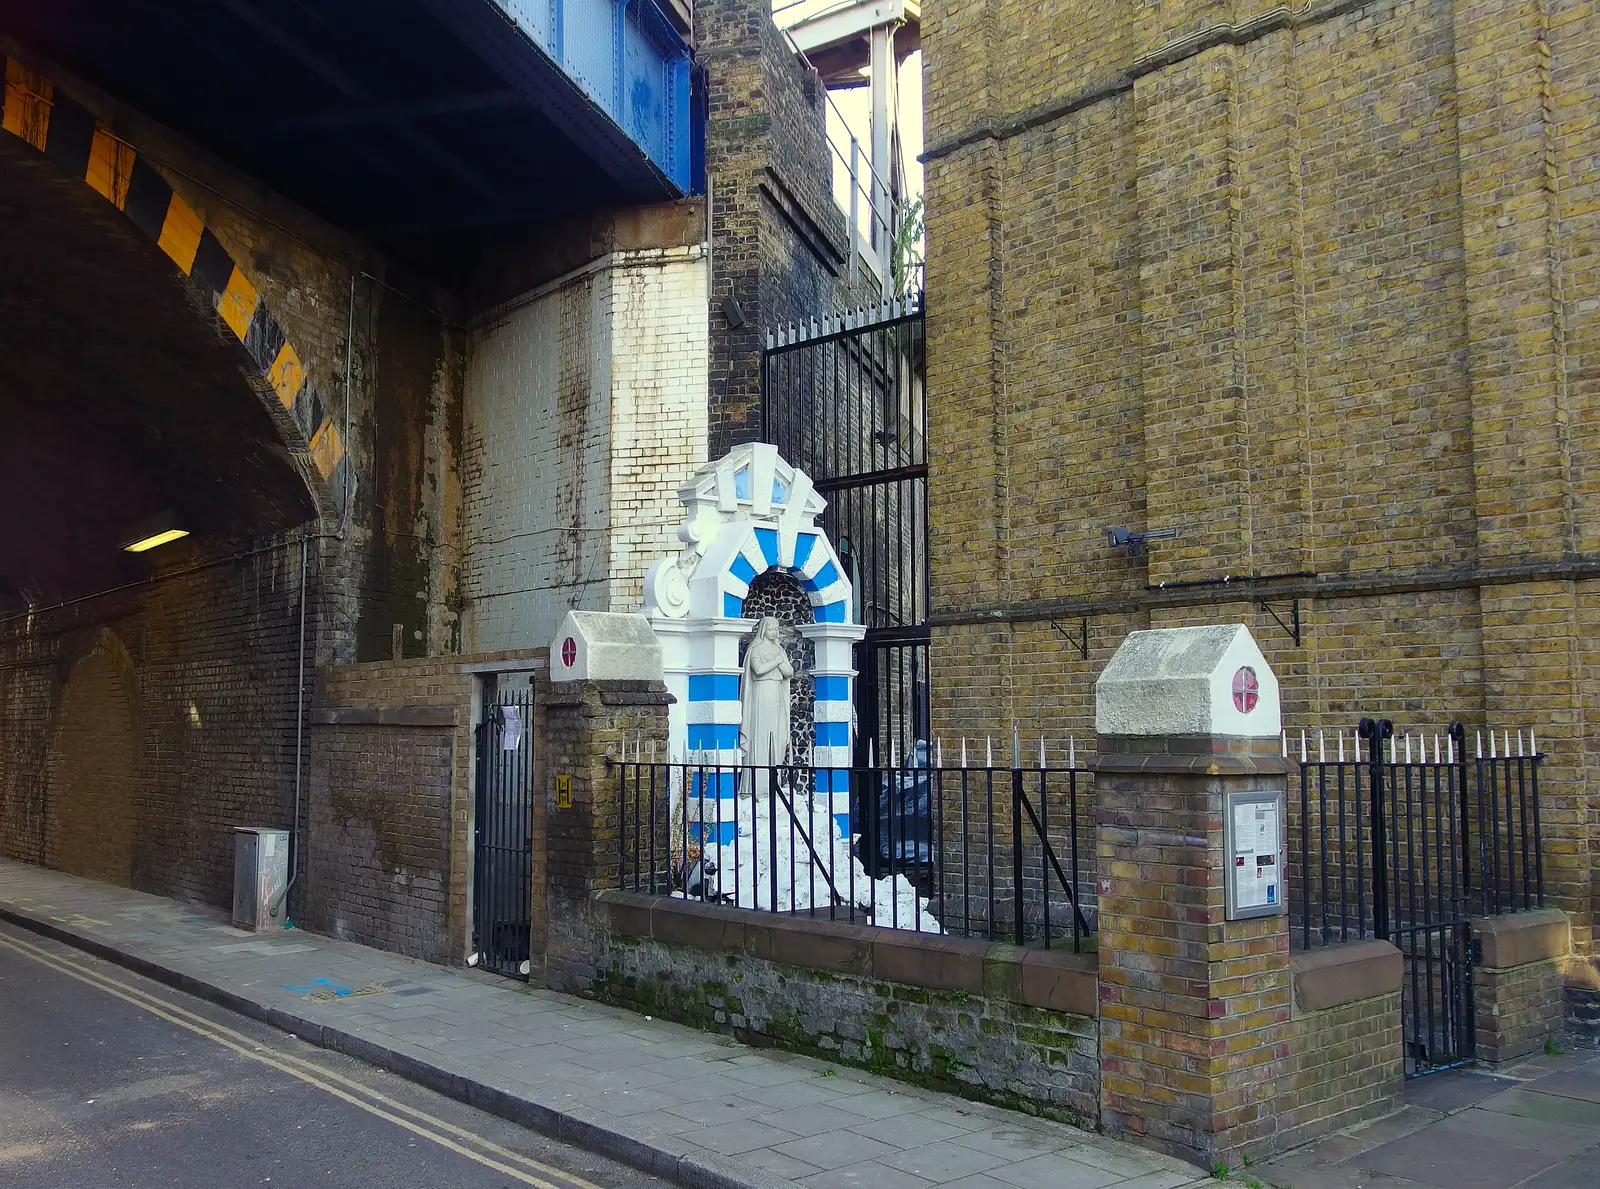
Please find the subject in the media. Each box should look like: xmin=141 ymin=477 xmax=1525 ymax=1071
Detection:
xmin=642 ymin=444 xmax=866 ymax=844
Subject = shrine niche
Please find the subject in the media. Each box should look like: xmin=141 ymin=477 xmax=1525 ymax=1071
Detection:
xmin=641 ymin=442 xmax=864 ymax=842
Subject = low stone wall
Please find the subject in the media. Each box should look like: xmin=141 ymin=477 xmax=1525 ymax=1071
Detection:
xmin=1277 ymin=941 xmax=1404 ymax=1149
xmin=590 ymin=891 xmax=1101 ymax=1126
xmin=1472 ymin=908 xmax=1572 ymax=1063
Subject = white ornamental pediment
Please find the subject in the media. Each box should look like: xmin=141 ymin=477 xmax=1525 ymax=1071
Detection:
xmin=676 ymin=443 xmax=826 ymax=544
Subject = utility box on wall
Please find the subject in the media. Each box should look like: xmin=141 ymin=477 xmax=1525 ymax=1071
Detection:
xmin=233 ymin=826 xmax=289 ymax=932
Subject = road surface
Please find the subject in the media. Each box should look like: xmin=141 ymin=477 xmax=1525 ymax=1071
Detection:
xmin=0 ymin=918 xmax=664 ymax=1189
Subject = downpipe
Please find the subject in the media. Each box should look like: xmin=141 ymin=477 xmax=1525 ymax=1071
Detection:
xmin=269 ymin=535 xmax=311 ymax=923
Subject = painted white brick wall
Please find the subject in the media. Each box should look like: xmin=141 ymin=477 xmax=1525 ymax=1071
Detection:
xmin=608 ymin=248 xmax=710 ymax=613
xmin=462 ymin=247 xmax=708 ymax=653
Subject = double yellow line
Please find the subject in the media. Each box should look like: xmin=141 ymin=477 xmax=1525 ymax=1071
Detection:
xmin=0 ymin=927 xmax=605 ymax=1189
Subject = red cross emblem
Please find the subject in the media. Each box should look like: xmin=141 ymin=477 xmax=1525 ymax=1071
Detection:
xmin=1232 ymin=666 xmax=1259 ymax=713
xmin=561 ymin=637 xmax=577 ymax=668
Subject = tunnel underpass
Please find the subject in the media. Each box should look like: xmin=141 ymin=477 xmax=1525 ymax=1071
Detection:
xmin=0 ymin=118 xmax=324 ymax=895
xmin=0 ymin=131 xmax=320 ymax=615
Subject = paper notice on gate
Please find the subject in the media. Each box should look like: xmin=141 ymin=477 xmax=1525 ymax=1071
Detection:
xmin=501 ymin=705 xmax=523 ymax=751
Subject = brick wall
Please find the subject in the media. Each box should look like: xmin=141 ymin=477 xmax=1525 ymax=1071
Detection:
xmin=538 ymin=677 xmax=674 ymax=989
xmin=48 ymin=42 xmax=466 ymax=670
xmin=0 ymin=545 xmax=314 ymax=910
xmin=1569 ymin=957 xmax=1600 ymax=1047
xmin=1471 ymin=907 xmax=1575 ymax=1061
xmin=307 ymin=723 xmax=455 ymax=962
xmin=0 ymin=45 xmax=470 ymax=923
xmin=1478 ymin=958 xmax=1569 ymax=1063
xmin=1278 ymin=990 xmax=1403 ymax=1149
xmin=43 ymin=635 xmax=140 ymax=886
xmin=607 ymin=250 xmax=711 ymax=610
xmin=697 ymin=0 xmax=876 ymax=455
xmin=304 ymin=656 xmax=477 ymax=962
xmin=462 ymin=248 xmax=709 ymax=653
xmin=462 ymin=272 xmax=613 ymax=652
xmin=1095 ymin=745 xmax=1294 ymax=1162
xmin=920 ymin=0 xmax=1600 ymax=951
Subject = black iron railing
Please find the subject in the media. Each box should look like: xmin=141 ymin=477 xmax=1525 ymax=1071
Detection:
xmin=613 ymin=745 xmax=1096 ymax=949
xmin=761 ymin=297 xmax=929 ymax=768
xmin=1289 ymin=721 xmax=1545 ymax=951
xmin=1289 ymin=719 xmax=1546 ymax=1076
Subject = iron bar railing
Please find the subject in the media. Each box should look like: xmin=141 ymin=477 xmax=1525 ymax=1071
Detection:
xmin=761 ymin=298 xmax=929 ymax=769
xmin=1289 ymin=719 xmax=1544 ymax=1076
xmin=473 ymin=683 xmax=535 ymax=979
xmin=613 ymin=746 xmax=1096 ymax=949
xmin=1288 ymin=721 xmax=1545 ymax=952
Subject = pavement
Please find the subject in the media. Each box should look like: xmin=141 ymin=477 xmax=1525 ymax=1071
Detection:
xmin=0 ymin=860 xmax=1201 ymax=1189
xmin=0 ymin=919 xmax=665 ymax=1188
xmin=1263 ymin=1054 xmax=1600 ymax=1189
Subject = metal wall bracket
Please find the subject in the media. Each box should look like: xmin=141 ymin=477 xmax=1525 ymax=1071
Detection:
xmin=1052 ymin=618 xmax=1089 ymax=660
xmin=1257 ymin=598 xmax=1301 ymax=647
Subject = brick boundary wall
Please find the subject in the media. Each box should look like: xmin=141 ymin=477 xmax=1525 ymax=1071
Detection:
xmin=537 ymin=678 xmax=675 ymax=989
xmin=591 ymin=891 xmax=1100 ymax=1126
xmin=303 ymin=650 xmax=540 ymax=963
xmin=1568 ymin=966 xmax=1600 ymax=1048
xmin=531 ymin=687 xmax=1432 ymax=1167
xmin=1470 ymin=908 xmax=1573 ymax=1062
xmin=1278 ymin=941 xmax=1405 ymax=1149
xmin=1094 ymin=737 xmax=1296 ymax=1164
xmin=305 ymin=656 xmax=474 ymax=962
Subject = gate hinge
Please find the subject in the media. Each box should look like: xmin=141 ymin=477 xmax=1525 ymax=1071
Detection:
xmin=1468 ymin=937 xmax=1483 ymax=964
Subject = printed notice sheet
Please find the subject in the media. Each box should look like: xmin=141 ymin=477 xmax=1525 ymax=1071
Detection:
xmin=1231 ymin=800 xmax=1280 ymax=910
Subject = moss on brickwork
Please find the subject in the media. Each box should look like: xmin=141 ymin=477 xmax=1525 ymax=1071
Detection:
xmin=591 ymin=930 xmax=1098 ymax=1126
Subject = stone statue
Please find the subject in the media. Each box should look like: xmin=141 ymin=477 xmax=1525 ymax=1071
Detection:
xmin=740 ymin=617 xmax=794 ymax=769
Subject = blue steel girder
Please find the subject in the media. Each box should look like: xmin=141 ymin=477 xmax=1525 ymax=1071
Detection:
xmin=431 ymin=0 xmax=692 ymax=195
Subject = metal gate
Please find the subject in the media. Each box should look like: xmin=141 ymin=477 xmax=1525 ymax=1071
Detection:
xmin=1293 ymin=719 xmax=1545 ymax=1077
xmin=762 ymin=294 xmax=927 ymax=766
xmin=1360 ymin=719 xmax=1475 ymax=1075
xmin=473 ymin=677 xmax=534 ymax=979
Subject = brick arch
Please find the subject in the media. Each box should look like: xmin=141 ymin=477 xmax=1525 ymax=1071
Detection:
xmin=0 ymin=57 xmax=348 ymax=513
xmin=45 ymin=630 xmax=142 ymax=887
xmin=716 ymin=523 xmax=852 ymax=623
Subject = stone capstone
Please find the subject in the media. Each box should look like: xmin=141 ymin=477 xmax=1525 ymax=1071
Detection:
xmin=549 ymin=611 xmax=664 ymax=683
xmin=1095 ymin=623 xmax=1280 ymax=739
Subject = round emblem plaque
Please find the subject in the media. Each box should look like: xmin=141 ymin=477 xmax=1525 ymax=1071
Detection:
xmin=1232 ymin=666 xmax=1259 ymax=713
xmin=561 ymin=636 xmax=578 ymax=668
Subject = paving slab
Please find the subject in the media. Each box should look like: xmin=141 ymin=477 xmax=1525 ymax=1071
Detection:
xmin=1521 ymin=1152 xmax=1600 ymax=1189
xmin=0 ymin=859 xmax=1201 ymax=1189
xmin=1477 ymin=1086 xmax=1600 ymax=1128
xmin=1401 ymin=1071 xmax=1518 ymax=1113
xmin=1353 ymin=1128 xmax=1558 ymax=1189
xmin=1524 ymin=1069 xmax=1600 ymax=1104
xmin=1267 ymin=1061 xmax=1600 ymax=1189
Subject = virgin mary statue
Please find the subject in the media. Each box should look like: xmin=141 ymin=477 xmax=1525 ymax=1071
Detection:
xmin=739 ymin=617 xmax=794 ymax=772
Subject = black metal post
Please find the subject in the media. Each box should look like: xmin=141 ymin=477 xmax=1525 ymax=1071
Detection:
xmin=1011 ymin=765 xmax=1024 ymax=945
xmin=1361 ymin=718 xmax=1394 ymax=940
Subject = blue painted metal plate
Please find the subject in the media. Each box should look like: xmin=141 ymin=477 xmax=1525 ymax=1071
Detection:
xmin=491 ymin=0 xmax=691 ymax=192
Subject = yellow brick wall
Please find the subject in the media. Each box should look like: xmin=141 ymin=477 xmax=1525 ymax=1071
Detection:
xmin=921 ymin=0 xmax=1600 ymax=949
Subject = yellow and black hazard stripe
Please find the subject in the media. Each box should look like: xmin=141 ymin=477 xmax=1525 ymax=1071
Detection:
xmin=0 ymin=57 xmax=348 ymax=507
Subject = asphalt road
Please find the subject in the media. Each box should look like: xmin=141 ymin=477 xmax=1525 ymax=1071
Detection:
xmin=0 ymin=919 xmax=664 ymax=1189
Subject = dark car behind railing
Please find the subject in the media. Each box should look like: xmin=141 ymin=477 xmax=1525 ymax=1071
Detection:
xmin=856 ymin=740 xmax=934 ymax=877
